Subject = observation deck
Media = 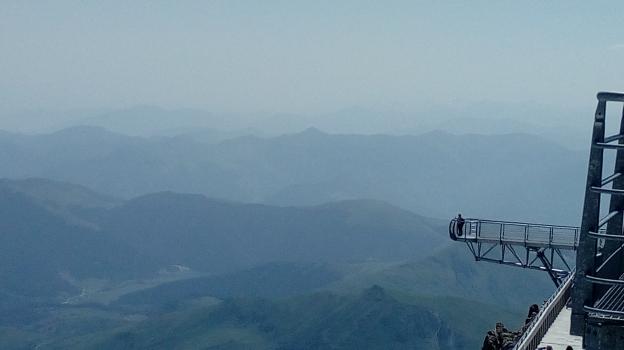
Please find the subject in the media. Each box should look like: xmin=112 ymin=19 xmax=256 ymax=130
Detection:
xmin=449 ymin=218 xmax=578 ymax=286
xmin=449 ymin=218 xmax=580 ymax=250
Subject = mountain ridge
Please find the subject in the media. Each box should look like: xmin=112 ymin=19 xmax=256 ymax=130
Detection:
xmin=0 ymin=126 xmax=584 ymax=224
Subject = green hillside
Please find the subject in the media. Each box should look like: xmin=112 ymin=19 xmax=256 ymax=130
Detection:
xmin=45 ymin=286 xmax=520 ymax=350
xmin=333 ymin=244 xmax=554 ymax=311
xmin=114 ymin=262 xmax=343 ymax=311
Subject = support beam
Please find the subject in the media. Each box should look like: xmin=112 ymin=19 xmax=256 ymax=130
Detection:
xmin=571 ymin=99 xmax=607 ymax=336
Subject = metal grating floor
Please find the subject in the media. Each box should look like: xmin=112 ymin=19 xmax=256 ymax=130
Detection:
xmin=538 ymin=307 xmax=584 ymax=350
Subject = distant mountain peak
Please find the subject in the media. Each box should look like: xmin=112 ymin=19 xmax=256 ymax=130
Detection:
xmin=53 ymin=125 xmax=110 ymax=133
xmin=299 ymin=127 xmax=327 ymax=136
xmin=48 ymin=125 xmax=128 ymax=140
xmin=362 ymin=284 xmax=387 ymax=302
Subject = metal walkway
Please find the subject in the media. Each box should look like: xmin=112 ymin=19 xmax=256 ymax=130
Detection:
xmin=536 ymin=307 xmax=583 ymax=350
xmin=449 ymin=218 xmax=580 ymax=249
xmin=513 ymin=269 xmax=580 ymax=350
xmin=449 ymin=218 xmax=578 ymax=286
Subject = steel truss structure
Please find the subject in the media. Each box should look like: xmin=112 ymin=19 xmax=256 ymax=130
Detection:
xmin=449 ymin=218 xmax=577 ymax=287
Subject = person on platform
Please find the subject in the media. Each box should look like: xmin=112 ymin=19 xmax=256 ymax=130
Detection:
xmin=522 ymin=304 xmax=539 ymax=332
xmin=456 ymin=213 xmax=465 ymax=236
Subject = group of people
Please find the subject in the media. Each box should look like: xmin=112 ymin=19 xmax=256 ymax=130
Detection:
xmin=481 ymin=322 xmax=520 ymax=350
xmin=481 ymin=304 xmax=539 ymax=350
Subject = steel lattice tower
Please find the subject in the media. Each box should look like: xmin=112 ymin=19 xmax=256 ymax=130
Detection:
xmin=571 ymin=92 xmax=624 ymax=349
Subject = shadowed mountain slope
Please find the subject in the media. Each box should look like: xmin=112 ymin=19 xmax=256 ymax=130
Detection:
xmin=0 ymin=186 xmax=159 ymax=299
xmin=102 ymin=192 xmax=448 ymax=274
xmin=0 ymin=178 xmax=447 ymax=300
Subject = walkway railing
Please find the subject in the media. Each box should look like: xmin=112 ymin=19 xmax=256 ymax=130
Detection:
xmin=449 ymin=218 xmax=580 ymax=286
xmin=513 ymin=268 xmax=576 ymax=350
xmin=449 ymin=218 xmax=580 ymax=250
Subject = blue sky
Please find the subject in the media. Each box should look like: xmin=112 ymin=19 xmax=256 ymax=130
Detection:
xmin=1 ymin=1 xmax=623 ymax=118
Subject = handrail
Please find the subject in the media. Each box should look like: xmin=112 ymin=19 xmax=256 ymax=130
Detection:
xmin=588 ymin=230 xmax=624 ymax=241
xmin=513 ymin=268 xmax=576 ymax=350
xmin=585 ymin=274 xmax=624 ymax=286
xmin=597 ymin=91 xmax=624 ymax=102
xmin=449 ymin=218 xmax=579 ymax=250
xmin=458 ymin=218 xmax=580 ymax=230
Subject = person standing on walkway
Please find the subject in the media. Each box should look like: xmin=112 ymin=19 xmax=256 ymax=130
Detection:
xmin=457 ymin=213 xmax=465 ymax=236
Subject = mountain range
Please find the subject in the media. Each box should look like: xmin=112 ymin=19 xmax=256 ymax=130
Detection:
xmin=0 ymin=178 xmax=554 ymax=349
xmin=0 ymin=126 xmax=587 ymax=223
xmin=0 ymin=178 xmax=447 ymax=300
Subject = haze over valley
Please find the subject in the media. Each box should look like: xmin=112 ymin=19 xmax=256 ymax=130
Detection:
xmin=1 ymin=1 xmax=618 ymax=349
xmin=0 ymin=123 xmax=581 ymax=349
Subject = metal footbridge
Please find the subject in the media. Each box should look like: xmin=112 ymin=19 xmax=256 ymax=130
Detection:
xmin=446 ymin=92 xmax=624 ymax=349
xmin=449 ymin=218 xmax=579 ymax=286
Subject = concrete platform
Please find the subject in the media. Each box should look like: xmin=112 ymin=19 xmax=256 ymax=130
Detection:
xmin=537 ymin=307 xmax=584 ymax=350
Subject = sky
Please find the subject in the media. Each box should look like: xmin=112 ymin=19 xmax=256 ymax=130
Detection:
xmin=1 ymin=1 xmax=624 ymax=129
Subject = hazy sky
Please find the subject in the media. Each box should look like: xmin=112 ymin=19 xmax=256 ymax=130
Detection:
xmin=1 ymin=1 xmax=623 ymax=118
